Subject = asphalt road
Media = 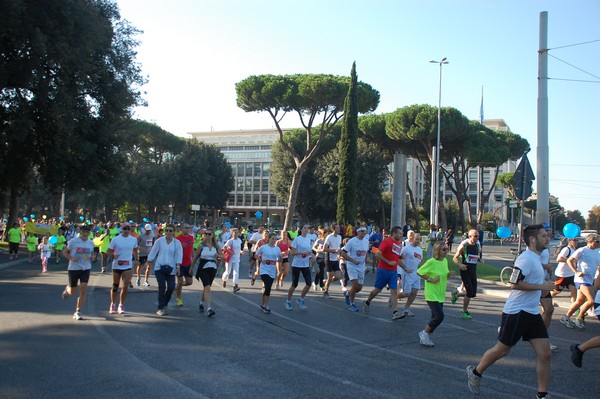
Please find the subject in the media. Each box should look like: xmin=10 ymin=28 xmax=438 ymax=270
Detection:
xmin=0 ymin=246 xmax=597 ymax=399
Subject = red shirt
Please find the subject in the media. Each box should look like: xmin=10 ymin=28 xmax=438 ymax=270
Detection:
xmin=176 ymin=234 xmax=195 ymax=266
xmin=377 ymin=237 xmax=402 ymax=271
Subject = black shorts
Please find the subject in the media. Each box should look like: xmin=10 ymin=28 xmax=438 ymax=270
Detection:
xmin=250 ymin=251 xmax=257 ymax=261
xmin=138 ymin=256 xmax=148 ymax=265
xmin=68 ymin=270 xmax=91 ymax=287
xmin=93 ymin=247 xmax=99 ymax=253
xmin=179 ymin=265 xmax=192 ymax=278
xmin=291 ymin=267 xmax=312 ymax=288
xmin=327 ymin=260 xmax=340 ymax=273
xmin=459 ymin=264 xmax=477 ymax=298
xmin=199 ymin=267 xmax=217 ymax=287
xmin=281 ymin=257 xmax=289 ymax=264
xmin=113 ymin=268 xmax=132 ymax=275
xmin=498 ymin=311 xmax=548 ymax=347
xmin=554 ymin=276 xmax=575 ymax=292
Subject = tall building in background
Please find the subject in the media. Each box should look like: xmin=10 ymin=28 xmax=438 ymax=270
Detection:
xmin=188 ymin=129 xmax=288 ymax=225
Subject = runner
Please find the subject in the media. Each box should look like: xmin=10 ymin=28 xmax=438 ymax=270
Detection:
xmin=248 ymin=226 xmax=264 ymax=278
xmin=551 ymin=237 xmax=578 ymax=304
xmin=7 ymin=222 xmax=22 ymax=260
xmin=136 ymin=224 xmax=154 ymax=287
xmin=466 ymin=224 xmax=554 ymax=399
xmin=285 ymin=225 xmax=313 ymax=311
xmin=322 ymin=224 xmax=342 ymax=299
xmin=452 ymin=229 xmax=482 ymax=319
xmin=397 ymin=232 xmax=424 ymax=317
xmin=417 ymin=241 xmax=456 ymax=347
xmin=147 ymin=223 xmax=183 ymax=316
xmin=38 ymin=236 xmax=52 ymax=273
xmin=107 ymin=222 xmax=138 ymax=315
xmin=311 ymin=228 xmax=327 ymax=291
xmin=570 ymin=335 xmax=600 ymax=368
xmin=339 ymin=226 xmax=370 ymax=311
xmin=175 ymin=223 xmax=195 ymax=306
xmin=363 ymin=226 xmax=404 ymax=319
xmin=61 ymin=225 xmax=94 ymax=320
xmin=26 ymin=232 xmax=38 ymax=264
xmin=275 ymin=230 xmax=291 ymax=290
xmin=192 ymin=228 xmax=222 ymax=317
xmin=254 ymin=232 xmax=282 ymax=314
xmin=222 ymin=228 xmax=245 ymax=292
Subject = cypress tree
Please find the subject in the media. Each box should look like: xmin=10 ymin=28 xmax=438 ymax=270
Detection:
xmin=336 ymin=62 xmax=359 ymax=223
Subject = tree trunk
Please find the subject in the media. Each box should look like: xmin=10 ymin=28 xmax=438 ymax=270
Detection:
xmin=283 ymin=162 xmax=307 ymax=232
xmin=6 ymin=186 xmax=20 ymax=238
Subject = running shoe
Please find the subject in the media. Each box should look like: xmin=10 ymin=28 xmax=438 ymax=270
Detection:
xmin=323 ymin=292 xmax=330 ymax=299
xmin=61 ymin=287 xmax=69 ymax=300
xmin=284 ymin=300 xmax=293 ymax=311
xmin=73 ymin=312 xmax=82 ymax=320
xmin=136 ymin=278 xmax=140 ymax=287
xmin=250 ymin=278 xmax=255 ymax=286
xmin=418 ymin=330 xmax=434 ymax=347
xmin=570 ymin=344 xmax=583 ymax=368
xmin=451 ymin=289 xmax=459 ymax=305
xmin=233 ymin=285 xmax=240 ymax=292
xmin=573 ymin=318 xmax=585 ymax=330
xmin=222 ymin=281 xmax=227 ymax=288
xmin=466 ymin=365 xmax=481 ymax=395
xmin=109 ymin=304 xmax=116 ymax=314
xmin=348 ymin=304 xmax=359 ymax=312
xmin=156 ymin=308 xmax=167 ymax=316
xmin=117 ymin=304 xmax=125 ymax=314
xmin=260 ymin=305 xmax=271 ymax=314
xmin=248 ymin=271 xmax=253 ymax=278
xmin=392 ymin=311 xmax=406 ymax=320
xmin=550 ymin=343 xmax=558 ymax=352
xmin=296 ymin=298 xmax=307 ymax=310
xmin=144 ymin=280 xmax=150 ymax=287
xmin=198 ymin=303 xmax=205 ymax=313
xmin=101 ymin=267 xmax=106 ymax=273
xmin=128 ymin=282 xmax=133 ymax=288
xmin=460 ymin=311 xmax=472 ymax=320
xmin=176 ymin=298 xmax=184 ymax=307
xmin=560 ymin=315 xmax=574 ymax=328
xmin=362 ymin=300 xmax=370 ymax=314
xmin=311 ymin=282 xmax=317 ymax=291
xmin=207 ymin=308 xmax=216 ymax=317
xmin=344 ymin=291 xmax=351 ymax=306
xmin=403 ymin=309 xmax=414 ymax=317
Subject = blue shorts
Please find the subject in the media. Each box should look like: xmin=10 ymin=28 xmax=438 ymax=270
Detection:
xmin=575 ymin=282 xmax=593 ymax=289
xmin=374 ymin=268 xmax=398 ymax=290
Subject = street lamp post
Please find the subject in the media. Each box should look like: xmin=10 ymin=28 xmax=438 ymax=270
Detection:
xmin=429 ymin=57 xmax=449 ymax=227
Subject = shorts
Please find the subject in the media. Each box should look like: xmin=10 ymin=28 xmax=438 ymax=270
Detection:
xmin=459 ymin=264 xmax=477 ymax=298
xmin=497 ymin=311 xmax=548 ymax=347
xmin=68 ymin=270 xmax=91 ymax=287
xmin=401 ymin=272 xmax=421 ymax=292
xmin=327 ymin=259 xmax=340 ymax=273
xmin=346 ymin=263 xmax=365 ymax=284
xmin=554 ymin=276 xmax=575 ymax=292
xmin=179 ymin=265 xmax=192 ymax=278
xmin=250 ymin=251 xmax=257 ymax=261
xmin=113 ymin=268 xmax=132 ymax=275
xmin=281 ymin=257 xmax=289 ymax=264
xmin=93 ymin=247 xmax=100 ymax=253
xmin=138 ymin=256 xmax=148 ymax=265
xmin=374 ymin=268 xmax=398 ymax=290
xmin=291 ymin=267 xmax=312 ymax=288
xmin=199 ymin=267 xmax=217 ymax=287
xmin=575 ymin=282 xmax=593 ymax=289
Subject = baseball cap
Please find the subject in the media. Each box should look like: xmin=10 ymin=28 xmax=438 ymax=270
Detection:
xmin=80 ymin=225 xmax=92 ymax=231
xmin=144 ymin=223 xmax=152 ymax=230
xmin=357 ymin=227 xmax=367 ymax=232
xmin=122 ymin=222 xmax=131 ymax=228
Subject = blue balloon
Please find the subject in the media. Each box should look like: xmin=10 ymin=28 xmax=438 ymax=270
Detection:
xmin=562 ymin=223 xmax=580 ymax=239
xmin=31 ymin=214 xmax=35 ymax=218
xmin=23 ymin=217 xmax=29 ymax=222
xmin=496 ymin=226 xmax=511 ymax=239
xmin=255 ymin=211 xmax=263 ymax=219
xmin=49 ymin=236 xmax=58 ymax=245
xmin=129 ymin=220 xmax=134 ymax=224
xmin=224 ymin=221 xmax=231 ymax=228
xmin=59 ymin=217 xmax=64 ymax=221
xmin=79 ymin=216 xmax=84 ymax=221
xmin=143 ymin=218 xmax=148 ymax=222
xmin=86 ymin=219 xmax=90 ymax=224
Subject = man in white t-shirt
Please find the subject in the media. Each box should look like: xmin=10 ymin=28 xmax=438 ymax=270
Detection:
xmin=397 ymin=233 xmax=423 ymax=317
xmin=222 ymin=228 xmax=245 ymax=292
xmin=61 ymin=225 xmax=95 ymax=320
xmin=339 ymin=227 xmax=370 ymax=311
xmin=285 ymin=225 xmax=314 ymax=311
xmin=552 ymin=237 xmax=578 ymax=303
xmin=107 ymin=222 xmax=138 ymax=315
xmin=323 ymin=224 xmax=343 ymax=298
xmin=306 ymin=226 xmax=318 ymax=271
xmin=248 ymin=226 xmax=264 ymax=277
xmin=467 ymin=224 xmax=554 ymax=398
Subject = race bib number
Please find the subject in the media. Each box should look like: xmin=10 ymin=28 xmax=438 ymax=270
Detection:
xmin=392 ymin=243 xmax=402 ymax=255
xmin=467 ymin=254 xmax=479 ymax=264
xmin=357 ymin=250 xmax=367 ymax=257
xmin=118 ymin=260 xmax=130 ymax=266
xmin=146 ymin=240 xmax=153 ymax=246
xmin=414 ymin=252 xmax=422 ymax=260
xmin=265 ymin=260 xmax=276 ymax=265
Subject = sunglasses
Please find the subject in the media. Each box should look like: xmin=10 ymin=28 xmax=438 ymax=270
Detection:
xmin=205 ymin=233 xmax=213 ymax=236
xmin=166 ymin=229 xmax=174 ymax=233
xmin=122 ymin=227 xmax=131 ymax=230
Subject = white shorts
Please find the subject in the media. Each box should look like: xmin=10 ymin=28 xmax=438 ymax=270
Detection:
xmin=401 ymin=272 xmax=421 ymax=292
xmin=346 ymin=263 xmax=365 ymax=284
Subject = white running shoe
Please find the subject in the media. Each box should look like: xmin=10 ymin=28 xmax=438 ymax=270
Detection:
xmin=466 ymin=365 xmax=481 ymax=395
xmin=109 ymin=304 xmax=116 ymax=314
xmin=418 ymin=330 xmax=434 ymax=347
xmin=559 ymin=315 xmax=574 ymax=328
xmin=117 ymin=304 xmax=125 ymax=314
xmin=284 ymin=300 xmax=293 ymax=311
xmin=73 ymin=312 xmax=82 ymax=320
xmin=573 ymin=318 xmax=585 ymax=330
xmin=296 ymin=298 xmax=307 ymax=310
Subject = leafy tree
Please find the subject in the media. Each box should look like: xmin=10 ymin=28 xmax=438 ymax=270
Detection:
xmin=586 ymin=205 xmax=600 ymax=231
xmin=336 ymin=63 xmax=359 ymax=223
xmin=497 ymin=172 xmax=517 ymax=199
xmin=236 ymin=74 xmax=379 ymax=230
xmin=0 ymin=0 xmax=145 ymax=227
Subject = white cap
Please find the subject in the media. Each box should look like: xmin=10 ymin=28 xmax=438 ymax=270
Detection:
xmin=144 ymin=224 xmax=152 ymax=230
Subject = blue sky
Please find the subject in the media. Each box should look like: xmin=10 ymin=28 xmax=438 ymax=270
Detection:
xmin=116 ymin=0 xmax=600 ymax=216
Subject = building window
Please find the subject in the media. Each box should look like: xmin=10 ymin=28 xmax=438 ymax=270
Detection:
xmin=254 ymin=162 xmax=261 ymax=177
xmin=237 ymin=163 xmax=245 ymax=177
xmin=245 ymin=194 xmax=251 ymax=206
xmin=245 ymin=145 xmax=260 ymax=150
xmin=246 ymin=163 xmax=253 ymax=177
xmin=254 ymin=179 xmax=261 ymax=191
xmin=261 ymin=194 xmax=268 ymax=206
xmin=260 ymin=145 xmax=272 ymax=150
xmin=236 ymin=194 xmax=243 ymax=206
xmin=244 ymin=179 xmax=252 ymax=191
xmin=262 ymin=163 xmax=270 ymax=177
xmin=270 ymin=194 xmax=277 ymax=206
xmin=236 ymin=178 xmax=244 ymax=192
xmin=253 ymin=194 xmax=259 ymax=206
xmin=262 ymin=179 xmax=269 ymax=191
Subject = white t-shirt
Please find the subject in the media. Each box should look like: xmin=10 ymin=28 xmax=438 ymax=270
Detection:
xmin=324 ymin=233 xmax=342 ymax=261
xmin=306 ymin=233 xmax=318 ymax=248
xmin=109 ymin=234 xmax=138 ymax=270
xmin=291 ymin=235 xmax=313 ymax=268
xmin=225 ymin=238 xmax=243 ymax=263
xmin=554 ymin=246 xmax=575 ymax=277
xmin=249 ymin=232 xmax=262 ymax=245
xmin=66 ymin=236 xmax=95 ymax=271
xmin=220 ymin=231 xmax=232 ymax=245
xmin=199 ymin=246 xmax=218 ymax=269
xmin=256 ymin=244 xmax=281 ymax=278
xmin=400 ymin=244 xmax=423 ymax=275
xmin=342 ymin=236 xmax=370 ymax=269
xmin=503 ymin=248 xmax=545 ymax=315
xmin=571 ymin=246 xmax=600 ymax=285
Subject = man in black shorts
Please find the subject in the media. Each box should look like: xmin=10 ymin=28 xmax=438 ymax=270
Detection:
xmin=323 ymin=224 xmax=342 ymax=299
xmin=467 ymin=224 xmax=555 ymax=399
xmin=61 ymin=225 xmax=95 ymax=320
xmin=452 ymin=229 xmax=481 ymax=319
